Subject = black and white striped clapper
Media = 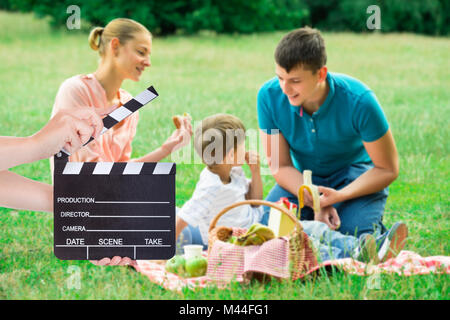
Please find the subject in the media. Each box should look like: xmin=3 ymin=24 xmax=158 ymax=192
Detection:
xmin=53 ymin=86 xmax=176 ymax=260
xmin=55 ymin=86 xmax=158 ymax=159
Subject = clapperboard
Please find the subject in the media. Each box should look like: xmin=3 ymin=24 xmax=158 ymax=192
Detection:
xmin=53 ymin=86 xmax=176 ymax=260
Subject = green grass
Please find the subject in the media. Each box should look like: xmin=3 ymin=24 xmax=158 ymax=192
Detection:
xmin=0 ymin=11 xmax=449 ymax=299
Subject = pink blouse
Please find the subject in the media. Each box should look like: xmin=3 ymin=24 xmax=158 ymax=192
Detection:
xmin=52 ymin=74 xmax=139 ymax=162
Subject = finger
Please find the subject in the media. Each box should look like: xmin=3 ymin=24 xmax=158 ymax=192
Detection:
xmin=317 ymin=186 xmax=329 ymax=195
xmin=178 ymin=117 xmax=187 ymax=130
xmin=96 ymin=104 xmax=118 ymax=117
xmin=110 ymin=256 xmax=122 ymax=265
xmin=91 ymin=258 xmax=111 ymax=266
xmin=186 ymin=119 xmax=193 ymax=133
xmin=63 ymin=128 xmax=83 ymax=154
xmin=183 ymin=117 xmax=193 ymax=136
xmin=73 ymin=118 xmax=95 ymax=145
xmin=71 ymin=107 xmax=104 ymax=139
xmin=333 ymin=210 xmax=341 ymax=228
xmin=326 ymin=215 xmax=337 ymax=230
xmin=183 ymin=116 xmax=191 ymax=126
xmin=84 ymin=110 xmax=104 ymax=139
xmin=90 ymin=114 xmax=104 ymax=139
xmin=118 ymin=257 xmax=133 ymax=266
xmin=319 ymin=216 xmax=334 ymax=229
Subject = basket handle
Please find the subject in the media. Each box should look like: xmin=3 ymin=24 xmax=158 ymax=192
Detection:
xmin=208 ymin=199 xmax=302 ymax=233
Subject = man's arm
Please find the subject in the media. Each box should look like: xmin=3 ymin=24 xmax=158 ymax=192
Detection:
xmin=319 ymin=129 xmax=399 ymax=207
xmin=260 ymin=129 xmax=314 ymax=207
xmin=261 ymin=129 xmax=341 ymax=229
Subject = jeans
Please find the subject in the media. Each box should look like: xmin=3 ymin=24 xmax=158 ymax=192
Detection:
xmin=301 ymin=220 xmax=362 ymax=262
xmin=260 ymin=163 xmax=388 ymax=238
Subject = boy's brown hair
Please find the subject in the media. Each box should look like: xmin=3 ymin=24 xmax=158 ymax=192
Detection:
xmin=275 ymin=26 xmax=327 ymax=73
xmin=194 ymin=114 xmax=246 ymax=166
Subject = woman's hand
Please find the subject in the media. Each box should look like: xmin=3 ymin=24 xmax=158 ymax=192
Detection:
xmin=315 ymin=205 xmax=341 ymax=230
xmin=161 ymin=117 xmax=193 ymax=154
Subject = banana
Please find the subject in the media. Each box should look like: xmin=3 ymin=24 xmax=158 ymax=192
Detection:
xmin=254 ymin=225 xmax=275 ymax=242
xmin=298 ymin=170 xmax=321 ymax=215
xmin=232 ymin=223 xmax=275 ymax=246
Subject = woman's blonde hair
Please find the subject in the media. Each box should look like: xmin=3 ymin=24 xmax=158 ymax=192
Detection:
xmin=88 ymin=18 xmax=151 ymax=55
xmin=194 ymin=114 xmax=246 ymax=166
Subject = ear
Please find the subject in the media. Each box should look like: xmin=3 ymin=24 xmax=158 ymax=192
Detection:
xmin=318 ymin=66 xmax=328 ymax=83
xmin=110 ymin=37 xmax=121 ymax=56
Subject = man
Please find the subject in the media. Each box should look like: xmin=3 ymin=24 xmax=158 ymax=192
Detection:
xmin=258 ymin=27 xmax=399 ymax=237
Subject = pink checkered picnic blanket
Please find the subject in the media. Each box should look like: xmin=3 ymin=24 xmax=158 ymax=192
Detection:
xmin=134 ymin=250 xmax=450 ymax=293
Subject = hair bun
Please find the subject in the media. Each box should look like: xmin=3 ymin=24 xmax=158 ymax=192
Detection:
xmin=88 ymin=27 xmax=104 ymax=51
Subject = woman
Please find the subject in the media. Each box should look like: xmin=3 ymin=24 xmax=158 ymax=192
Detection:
xmin=51 ymin=18 xmax=191 ymax=167
xmin=51 ymin=18 xmax=192 ymax=266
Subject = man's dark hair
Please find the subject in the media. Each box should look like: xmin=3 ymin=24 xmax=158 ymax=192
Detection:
xmin=275 ymin=26 xmax=327 ymax=73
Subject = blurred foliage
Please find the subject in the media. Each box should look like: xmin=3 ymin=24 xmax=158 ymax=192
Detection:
xmin=305 ymin=0 xmax=449 ymax=35
xmin=0 ymin=0 xmax=448 ymax=35
xmin=0 ymin=0 xmax=308 ymax=35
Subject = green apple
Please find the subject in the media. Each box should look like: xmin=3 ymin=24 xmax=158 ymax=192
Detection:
xmin=165 ymin=255 xmax=186 ymax=276
xmin=185 ymin=256 xmax=208 ymax=277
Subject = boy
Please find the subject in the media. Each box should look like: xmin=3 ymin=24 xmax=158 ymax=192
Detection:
xmin=175 ymin=113 xmax=264 ymax=249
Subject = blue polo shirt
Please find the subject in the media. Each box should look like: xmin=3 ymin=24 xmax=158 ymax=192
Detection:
xmin=257 ymin=72 xmax=389 ymax=177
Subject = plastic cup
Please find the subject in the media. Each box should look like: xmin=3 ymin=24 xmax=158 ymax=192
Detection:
xmin=183 ymin=245 xmax=203 ymax=260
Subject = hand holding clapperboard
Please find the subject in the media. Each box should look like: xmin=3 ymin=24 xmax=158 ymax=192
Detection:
xmin=53 ymin=86 xmax=177 ymax=260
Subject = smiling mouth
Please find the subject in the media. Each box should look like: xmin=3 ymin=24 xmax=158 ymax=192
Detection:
xmin=136 ymin=67 xmax=144 ymax=74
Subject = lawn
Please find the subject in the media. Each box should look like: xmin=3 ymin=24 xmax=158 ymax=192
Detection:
xmin=0 ymin=11 xmax=448 ymax=299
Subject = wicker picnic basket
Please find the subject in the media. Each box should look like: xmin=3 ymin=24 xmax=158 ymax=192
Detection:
xmin=207 ymin=200 xmax=318 ymax=282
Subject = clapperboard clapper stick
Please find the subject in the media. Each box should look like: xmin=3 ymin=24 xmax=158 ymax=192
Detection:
xmin=53 ymin=86 xmax=177 ymax=260
xmin=55 ymin=86 xmax=159 ymax=159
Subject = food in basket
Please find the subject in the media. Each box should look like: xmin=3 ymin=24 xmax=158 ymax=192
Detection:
xmin=228 ymin=223 xmax=275 ymax=246
xmin=268 ymin=197 xmax=298 ymax=237
xmin=215 ymin=226 xmax=233 ymax=241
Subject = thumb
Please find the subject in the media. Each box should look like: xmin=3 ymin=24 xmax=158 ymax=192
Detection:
xmin=331 ymin=209 xmax=341 ymax=229
xmin=96 ymin=104 xmax=118 ymax=117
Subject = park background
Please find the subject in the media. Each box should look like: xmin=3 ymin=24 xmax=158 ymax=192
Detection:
xmin=0 ymin=1 xmax=448 ymax=299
